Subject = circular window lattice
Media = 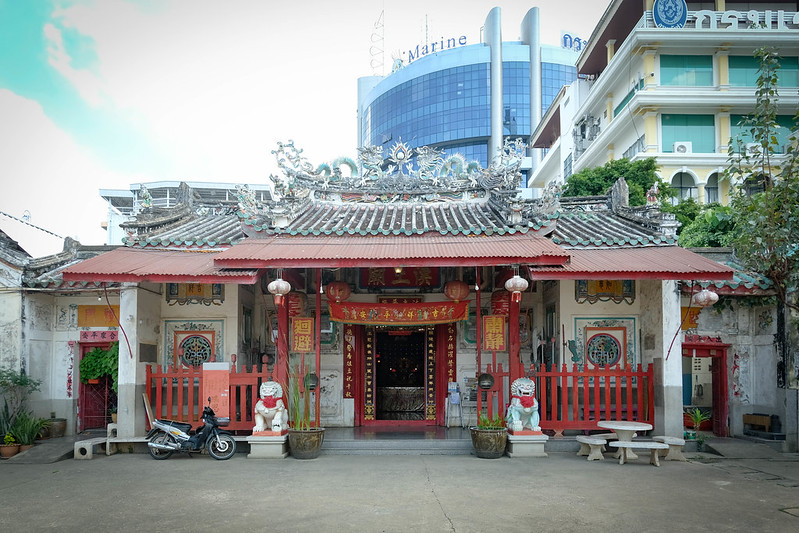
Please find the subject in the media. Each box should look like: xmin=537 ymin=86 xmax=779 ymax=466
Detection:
xmin=586 ymin=334 xmax=621 ymax=367
xmin=180 ymin=335 xmax=213 ymax=367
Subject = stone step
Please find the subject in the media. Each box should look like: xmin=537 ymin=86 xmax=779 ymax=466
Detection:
xmin=321 ymin=437 xmax=473 ymax=455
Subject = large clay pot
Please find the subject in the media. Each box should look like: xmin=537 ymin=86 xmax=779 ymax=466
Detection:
xmin=287 ymin=428 xmax=325 ymax=459
xmin=49 ymin=418 xmax=67 ymax=438
xmin=469 ymin=427 xmax=508 ymax=459
xmin=0 ymin=444 xmax=20 ymax=458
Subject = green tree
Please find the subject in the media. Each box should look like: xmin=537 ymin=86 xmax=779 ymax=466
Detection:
xmin=677 ymin=205 xmax=735 ymax=247
xmin=725 ymin=47 xmax=799 ymax=391
xmin=562 ymin=157 xmax=670 ymax=206
xmin=726 ymin=47 xmax=799 ymax=313
xmin=662 ymin=198 xmax=701 ymax=236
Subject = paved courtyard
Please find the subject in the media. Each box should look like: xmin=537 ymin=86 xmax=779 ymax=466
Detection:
xmin=2 ymin=444 xmax=799 ymax=532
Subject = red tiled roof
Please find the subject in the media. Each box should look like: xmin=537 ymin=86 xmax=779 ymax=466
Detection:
xmin=61 ymin=247 xmax=259 ymax=284
xmin=214 ymin=233 xmax=571 ymax=268
xmin=527 ymin=246 xmax=734 ymax=280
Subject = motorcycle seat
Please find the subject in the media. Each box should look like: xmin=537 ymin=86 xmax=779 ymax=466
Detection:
xmin=156 ymin=419 xmax=193 ymax=433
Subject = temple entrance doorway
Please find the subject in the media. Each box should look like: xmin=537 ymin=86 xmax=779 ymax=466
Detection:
xmin=375 ymin=328 xmax=426 ymax=421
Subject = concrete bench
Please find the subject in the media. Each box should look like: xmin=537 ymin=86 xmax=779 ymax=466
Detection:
xmin=74 ymin=437 xmax=109 ymax=460
xmin=653 ymin=436 xmax=687 ymax=462
xmin=576 ymin=435 xmax=607 ymax=461
xmin=609 ymin=441 xmax=669 ymax=466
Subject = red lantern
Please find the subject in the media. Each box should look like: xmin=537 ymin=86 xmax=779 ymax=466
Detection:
xmin=286 ymin=291 xmax=307 ymax=317
xmin=444 ymin=280 xmax=469 ymax=302
xmin=325 ymin=281 xmax=351 ymax=303
xmin=504 ymin=274 xmax=529 ymax=303
xmin=491 ymin=290 xmax=510 ymax=316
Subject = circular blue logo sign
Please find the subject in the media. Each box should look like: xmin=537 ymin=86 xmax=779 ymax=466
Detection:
xmin=653 ymin=0 xmax=688 ymax=28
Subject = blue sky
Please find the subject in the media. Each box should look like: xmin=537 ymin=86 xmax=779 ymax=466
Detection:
xmin=0 ymin=0 xmax=607 ymax=253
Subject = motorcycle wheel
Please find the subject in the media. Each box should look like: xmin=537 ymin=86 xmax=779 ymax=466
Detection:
xmin=148 ymin=431 xmax=175 ymax=460
xmin=208 ymin=434 xmax=236 ymax=460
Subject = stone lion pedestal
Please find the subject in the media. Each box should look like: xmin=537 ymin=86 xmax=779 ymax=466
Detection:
xmin=247 ymin=431 xmax=289 ymax=459
xmin=506 ymin=430 xmax=549 ymax=458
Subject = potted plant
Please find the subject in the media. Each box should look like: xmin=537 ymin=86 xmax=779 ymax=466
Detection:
xmin=110 ymin=406 xmax=118 ymax=424
xmin=10 ymin=411 xmax=50 ymax=451
xmin=286 ymin=364 xmax=325 ymax=459
xmin=469 ymin=412 xmax=508 ymax=458
xmin=684 ymin=407 xmax=711 ymax=440
xmin=1 ymin=432 xmax=20 ymax=458
xmin=79 ymin=342 xmax=119 ymax=393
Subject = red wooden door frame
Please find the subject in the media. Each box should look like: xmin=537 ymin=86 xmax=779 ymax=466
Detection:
xmin=681 ymin=335 xmax=730 ymax=437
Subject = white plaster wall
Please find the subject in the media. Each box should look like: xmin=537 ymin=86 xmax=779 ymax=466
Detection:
xmin=0 ymin=290 xmax=23 ymax=371
xmin=693 ymin=301 xmax=779 ymax=437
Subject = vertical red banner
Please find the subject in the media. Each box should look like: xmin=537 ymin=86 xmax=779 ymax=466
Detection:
xmin=291 ymin=317 xmax=314 ymax=353
xmin=482 ymin=315 xmax=507 ymax=352
xmin=343 ymin=324 xmax=356 ymax=399
xmin=445 ymin=323 xmax=457 ymax=384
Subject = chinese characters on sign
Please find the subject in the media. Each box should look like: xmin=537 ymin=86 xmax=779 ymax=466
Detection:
xmin=359 ymin=267 xmax=440 ymax=289
xmin=328 ymin=301 xmax=468 ymax=326
xmin=343 ymin=324 xmax=357 ymax=399
xmin=482 ymin=315 xmax=506 ymax=352
xmin=444 ymin=323 xmax=457 ymax=388
xmin=291 ymin=317 xmax=314 ymax=353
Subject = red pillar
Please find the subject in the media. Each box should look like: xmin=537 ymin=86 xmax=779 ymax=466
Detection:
xmin=509 ymin=296 xmax=521 ymax=382
xmin=275 ymin=297 xmax=289 ymax=386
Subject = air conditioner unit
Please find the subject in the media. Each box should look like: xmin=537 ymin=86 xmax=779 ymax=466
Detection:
xmin=673 ymin=141 xmax=692 ymax=154
xmin=745 ymin=142 xmax=760 ymax=154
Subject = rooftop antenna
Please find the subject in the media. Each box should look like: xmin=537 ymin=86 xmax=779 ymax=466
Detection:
xmin=370 ymin=10 xmax=385 ymax=75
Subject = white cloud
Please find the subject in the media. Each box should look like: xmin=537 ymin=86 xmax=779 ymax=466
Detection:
xmin=0 ymin=89 xmax=128 ymax=248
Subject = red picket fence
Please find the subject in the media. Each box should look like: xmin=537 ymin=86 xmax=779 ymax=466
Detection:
xmin=146 ymin=364 xmax=272 ymax=433
xmin=147 ymin=362 xmax=654 ymax=436
xmin=535 ymin=363 xmax=654 ymax=436
xmin=146 ymin=365 xmax=204 ymax=426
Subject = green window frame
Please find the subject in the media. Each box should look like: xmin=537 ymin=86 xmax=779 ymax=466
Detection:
xmin=662 ymin=114 xmax=715 ymax=153
xmin=729 ymin=56 xmax=759 ymax=87
xmin=661 ymin=55 xmax=713 ymax=86
xmin=730 ymin=114 xmax=798 ymax=151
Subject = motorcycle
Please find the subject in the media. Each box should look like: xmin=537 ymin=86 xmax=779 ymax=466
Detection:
xmin=147 ymin=397 xmax=237 ymax=460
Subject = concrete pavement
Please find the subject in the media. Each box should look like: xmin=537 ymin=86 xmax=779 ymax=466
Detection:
xmin=2 ymin=437 xmax=799 ymax=532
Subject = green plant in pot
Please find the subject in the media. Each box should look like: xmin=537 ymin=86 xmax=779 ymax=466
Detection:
xmin=79 ymin=342 xmax=119 ymax=393
xmin=10 ymin=411 xmax=50 ymax=448
xmin=1 ymin=432 xmax=20 ymax=458
xmin=286 ymin=364 xmax=324 ymax=459
xmin=685 ymin=407 xmax=711 ymax=440
xmin=470 ymin=412 xmax=508 ymax=459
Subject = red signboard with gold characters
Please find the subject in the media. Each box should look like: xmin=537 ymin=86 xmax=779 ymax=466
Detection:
xmin=329 ymin=301 xmax=468 ymax=326
xmin=291 ymin=317 xmax=314 ymax=353
xmin=359 ymin=267 xmax=440 ymax=289
xmin=482 ymin=315 xmax=507 ymax=352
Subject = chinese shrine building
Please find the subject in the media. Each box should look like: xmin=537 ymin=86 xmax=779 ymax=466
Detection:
xmin=62 ymin=140 xmax=732 ymax=442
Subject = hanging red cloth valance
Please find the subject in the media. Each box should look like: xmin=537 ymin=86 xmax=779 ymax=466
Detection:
xmin=328 ymin=301 xmax=469 ymax=326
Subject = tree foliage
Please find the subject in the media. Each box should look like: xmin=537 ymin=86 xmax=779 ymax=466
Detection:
xmin=726 ymin=47 xmax=799 ymax=312
xmin=678 ymin=205 xmax=735 ymax=247
xmin=562 ymin=157 xmax=671 ymax=206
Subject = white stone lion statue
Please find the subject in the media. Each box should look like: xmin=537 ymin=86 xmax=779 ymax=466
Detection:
xmin=505 ymin=377 xmax=540 ymax=432
xmin=253 ymin=380 xmax=288 ymax=432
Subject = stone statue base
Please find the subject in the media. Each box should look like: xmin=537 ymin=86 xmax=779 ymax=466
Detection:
xmin=252 ymin=429 xmax=288 ymax=437
xmin=506 ymin=432 xmax=549 ymax=458
xmin=247 ymin=434 xmax=289 ymax=459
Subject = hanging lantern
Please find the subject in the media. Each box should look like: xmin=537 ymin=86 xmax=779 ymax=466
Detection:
xmin=325 ymin=281 xmax=351 ymax=303
xmin=691 ymin=288 xmax=719 ymax=308
xmin=444 ymin=280 xmax=470 ymax=302
xmin=504 ymin=274 xmax=529 ymax=303
xmin=491 ymin=290 xmax=510 ymax=316
xmin=267 ymin=278 xmax=291 ymax=304
xmin=286 ymin=291 xmax=307 ymax=317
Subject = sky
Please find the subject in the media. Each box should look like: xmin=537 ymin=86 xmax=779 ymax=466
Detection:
xmin=0 ymin=0 xmax=610 ymax=255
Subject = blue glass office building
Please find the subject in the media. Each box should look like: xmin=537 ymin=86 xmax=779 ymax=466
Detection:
xmin=357 ymin=7 xmax=579 ymax=173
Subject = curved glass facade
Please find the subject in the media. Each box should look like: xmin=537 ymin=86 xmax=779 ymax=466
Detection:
xmin=361 ymin=59 xmax=576 ymax=167
xmin=362 ymin=63 xmax=491 ymax=158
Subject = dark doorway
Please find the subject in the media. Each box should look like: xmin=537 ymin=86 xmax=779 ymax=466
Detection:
xmin=375 ymin=329 xmax=426 ymax=420
xmin=78 ymin=344 xmax=117 ymax=431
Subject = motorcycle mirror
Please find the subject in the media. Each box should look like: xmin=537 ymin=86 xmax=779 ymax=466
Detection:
xmin=207 ymin=396 xmax=211 ymax=404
